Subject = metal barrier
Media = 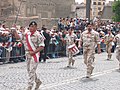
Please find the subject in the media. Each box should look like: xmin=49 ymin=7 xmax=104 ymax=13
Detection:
xmin=46 ymin=41 xmax=107 ymax=58
xmin=47 ymin=41 xmax=66 ymax=58
xmin=0 ymin=42 xmax=25 ymax=63
xmin=0 ymin=40 xmax=108 ymax=64
xmin=47 ymin=41 xmax=84 ymax=58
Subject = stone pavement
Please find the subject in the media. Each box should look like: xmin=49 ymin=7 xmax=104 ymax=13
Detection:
xmin=0 ymin=52 xmax=120 ymax=90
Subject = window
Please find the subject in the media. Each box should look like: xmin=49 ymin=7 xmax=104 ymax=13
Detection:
xmin=98 ymin=2 xmax=101 ymax=5
xmin=98 ymin=7 xmax=101 ymax=10
xmin=33 ymin=7 xmax=37 ymax=15
xmin=93 ymin=12 xmax=96 ymax=15
xmin=93 ymin=2 xmax=97 ymax=5
xmin=27 ymin=8 xmax=30 ymax=15
xmin=98 ymin=11 xmax=102 ymax=15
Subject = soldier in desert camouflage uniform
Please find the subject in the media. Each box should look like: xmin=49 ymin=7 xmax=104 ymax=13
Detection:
xmin=64 ymin=27 xmax=77 ymax=67
xmin=79 ymin=23 xmax=101 ymax=78
xmin=14 ymin=21 xmax=45 ymax=90
xmin=104 ymin=28 xmax=114 ymax=60
xmin=114 ymin=30 xmax=120 ymax=70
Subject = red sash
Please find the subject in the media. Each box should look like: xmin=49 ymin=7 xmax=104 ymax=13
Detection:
xmin=25 ymin=32 xmax=40 ymax=62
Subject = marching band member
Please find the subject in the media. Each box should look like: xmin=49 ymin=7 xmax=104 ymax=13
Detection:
xmin=64 ymin=27 xmax=78 ymax=68
xmin=114 ymin=30 xmax=120 ymax=70
xmin=104 ymin=27 xmax=114 ymax=60
xmin=13 ymin=21 xmax=45 ymax=90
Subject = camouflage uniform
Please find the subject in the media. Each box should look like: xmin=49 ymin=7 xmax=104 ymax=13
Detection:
xmin=23 ymin=31 xmax=45 ymax=90
xmin=115 ymin=33 xmax=120 ymax=69
xmin=81 ymin=30 xmax=100 ymax=77
xmin=64 ymin=33 xmax=77 ymax=67
xmin=104 ymin=33 xmax=114 ymax=60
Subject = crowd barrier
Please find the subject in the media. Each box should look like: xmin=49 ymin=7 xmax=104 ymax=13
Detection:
xmin=0 ymin=41 xmax=25 ymax=63
xmin=0 ymin=40 xmax=109 ymax=64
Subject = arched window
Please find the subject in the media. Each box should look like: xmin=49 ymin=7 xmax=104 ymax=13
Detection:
xmin=27 ymin=8 xmax=30 ymax=15
xmin=33 ymin=7 xmax=37 ymax=15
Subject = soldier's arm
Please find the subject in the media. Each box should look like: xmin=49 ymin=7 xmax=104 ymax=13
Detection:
xmin=113 ymin=35 xmax=118 ymax=43
xmin=96 ymin=33 xmax=101 ymax=54
xmin=74 ymin=34 xmax=78 ymax=44
xmin=109 ymin=35 xmax=114 ymax=42
xmin=12 ymin=29 xmax=21 ymax=40
xmin=78 ymin=34 xmax=83 ymax=48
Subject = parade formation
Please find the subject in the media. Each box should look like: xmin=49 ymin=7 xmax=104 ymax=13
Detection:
xmin=0 ymin=17 xmax=120 ymax=90
xmin=0 ymin=0 xmax=120 ymax=90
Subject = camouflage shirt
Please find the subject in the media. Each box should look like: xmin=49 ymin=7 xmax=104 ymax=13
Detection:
xmin=64 ymin=33 xmax=77 ymax=46
xmin=104 ymin=33 xmax=114 ymax=45
xmin=22 ymin=31 xmax=45 ymax=52
xmin=115 ymin=34 xmax=120 ymax=48
xmin=81 ymin=30 xmax=100 ymax=49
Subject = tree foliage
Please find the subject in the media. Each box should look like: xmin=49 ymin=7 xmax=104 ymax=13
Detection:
xmin=112 ymin=0 xmax=120 ymax=22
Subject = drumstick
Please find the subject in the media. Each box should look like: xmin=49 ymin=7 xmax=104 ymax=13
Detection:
xmin=14 ymin=0 xmax=23 ymax=24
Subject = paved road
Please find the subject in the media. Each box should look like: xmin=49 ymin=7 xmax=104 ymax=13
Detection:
xmin=0 ymin=52 xmax=120 ymax=90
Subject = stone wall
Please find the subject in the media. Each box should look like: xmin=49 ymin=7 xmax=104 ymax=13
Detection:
xmin=0 ymin=0 xmax=75 ymax=28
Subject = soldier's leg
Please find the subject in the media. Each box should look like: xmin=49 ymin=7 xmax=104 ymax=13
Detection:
xmin=116 ymin=49 xmax=120 ymax=69
xmin=27 ymin=57 xmax=38 ymax=90
xmin=108 ymin=45 xmax=112 ymax=60
xmin=67 ymin=52 xmax=72 ymax=67
xmin=86 ymin=50 xmax=94 ymax=78
xmin=83 ymin=49 xmax=88 ymax=66
xmin=106 ymin=45 xmax=109 ymax=60
xmin=72 ymin=59 xmax=75 ymax=66
xmin=69 ymin=53 xmax=76 ymax=66
xmin=35 ymin=73 xmax=42 ymax=90
xmin=71 ymin=55 xmax=75 ymax=66
xmin=26 ymin=56 xmax=32 ymax=90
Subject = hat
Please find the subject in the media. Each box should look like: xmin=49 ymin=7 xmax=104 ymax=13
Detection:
xmin=29 ymin=21 xmax=37 ymax=27
xmin=106 ymin=27 xmax=111 ymax=31
xmin=10 ymin=27 xmax=16 ymax=30
xmin=0 ymin=27 xmax=5 ymax=31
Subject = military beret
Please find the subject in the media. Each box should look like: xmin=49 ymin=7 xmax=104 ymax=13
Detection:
xmin=29 ymin=21 xmax=37 ymax=27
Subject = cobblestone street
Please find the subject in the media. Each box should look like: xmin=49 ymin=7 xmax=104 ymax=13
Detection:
xmin=0 ymin=52 xmax=120 ymax=90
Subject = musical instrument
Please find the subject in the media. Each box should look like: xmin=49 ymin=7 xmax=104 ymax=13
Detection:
xmin=68 ymin=44 xmax=79 ymax=55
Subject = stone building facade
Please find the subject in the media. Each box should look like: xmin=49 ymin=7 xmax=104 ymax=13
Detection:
xmin=25 ymin=0 xmax=75 ymax=18
xmin=0 ymin=0 xmax=75 ymax=18
xmin=0 ymin=0 xmax=75 ymax=27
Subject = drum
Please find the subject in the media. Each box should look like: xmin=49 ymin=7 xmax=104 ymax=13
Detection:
xmin=68 ymin=44 xmax=79 ymax=55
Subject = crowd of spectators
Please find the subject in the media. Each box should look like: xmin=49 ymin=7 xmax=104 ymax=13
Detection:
xmin=0 ymin=17 xmax=120 ymax=64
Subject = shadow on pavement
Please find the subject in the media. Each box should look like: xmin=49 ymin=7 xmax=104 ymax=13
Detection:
xmin=59 ymin=66 xmax=77 ymax=70
xmin=81 ymin=77 xmax=99 ymax=83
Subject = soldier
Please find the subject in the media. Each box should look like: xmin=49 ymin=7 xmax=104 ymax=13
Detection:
xmin=104 ymin=28 xmax=114 ymax=60
xmin=64 ymin=27 xmax=78 ymax=67
xmin=14 ymin=21 xmax=45 ymax=90
xmin=114 ymin=30 xmax=120 ymax=70
xmin=79 ymin=23 xmax=101 ymax=78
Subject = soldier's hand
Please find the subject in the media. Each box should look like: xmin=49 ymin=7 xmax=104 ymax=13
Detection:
xmin=29 ymin=51 xmax=35 ymax=56
xmin=78 ymin=45 xmax=81 ymax=49
xmin=98 ymin=49 xmax=101 ymax=54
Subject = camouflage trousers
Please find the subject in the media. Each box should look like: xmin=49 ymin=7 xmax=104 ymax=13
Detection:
xmin=68 ymin=52 xmax=75 ymax=66
xmin=66 ymin=47 xmax=75 ymax=66
xmin=26 ymin=54 xmax=40 ymax=88
xmin=106 ymin=44 xmax=112 ymax=60
xmin=116 ymin=47 xmax=120 ymax=68
xmin=83 ymin=48 xmax=95 ymax=75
